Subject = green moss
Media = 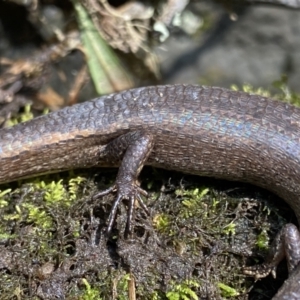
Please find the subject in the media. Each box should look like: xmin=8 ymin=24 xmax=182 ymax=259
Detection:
xmin=231 ymin=83 xmax=272 ymax=97
xmin=166 ymin=280 xmax=199 ymax=300
xmin=0 ymin=157 xmax=282 ymax=298
xmin=0 ymin=189 xmax=11 ymax=208
xmin=218 ymin=282 xmax=240 ymax=298
xmin=153 ymin=213 xmax=171 ymax=232
xmin=33 ymin=176 xmax=85 ymax=207
xmin=177 ymin=187 xmax=210 ymax=218
xmin=256 ymin=229 xmax=270 ymax=250
xmin=272 ymin=75 xmax=300 ymax=106
xmin=116 ymin=273 xmax=131 ymax=300
xmin=22 ymin=202 xmax=53 ymax=229
xmin=6 ymin=104 xmax=34 ymax=127
xmin=222 ymin=221 xmax=236 ymax=236
xmin=81 ymin=279 xmax=102 ymax=300
xmin=0 ymin=226 xmax=16 ymax=239
xmin=231 ymin=76 xmax=300 ymax=106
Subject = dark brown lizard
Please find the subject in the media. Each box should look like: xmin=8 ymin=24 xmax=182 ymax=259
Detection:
xmin=1 ymin=84 xmax=300 ymax=298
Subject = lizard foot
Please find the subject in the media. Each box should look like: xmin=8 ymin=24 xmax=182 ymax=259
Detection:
xmin=243 ymin=223 xmax=300 ymax=281
xmin=93 ymin=183 xmax=150 ymax=234
xmin=243 ymin=264 xmax=276 ymax=281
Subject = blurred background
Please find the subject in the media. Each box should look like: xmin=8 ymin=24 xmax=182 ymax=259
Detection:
xmin=0 ymin=0 xmax=299 ymax=117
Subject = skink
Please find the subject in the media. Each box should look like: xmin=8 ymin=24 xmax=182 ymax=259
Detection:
xmin=1 ymin=84 xmax=300 ymax=298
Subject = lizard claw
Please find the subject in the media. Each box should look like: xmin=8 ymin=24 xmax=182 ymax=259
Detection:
xmin=93 ymin=183 xmax=149 ymax=234
xmin=243 ymin=264 xmax=275 ymax=281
